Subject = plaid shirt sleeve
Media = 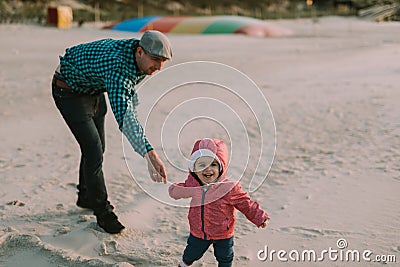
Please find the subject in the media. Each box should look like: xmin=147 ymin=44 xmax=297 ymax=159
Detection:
xmin=105 ymin=70 xmax=153 ymax=157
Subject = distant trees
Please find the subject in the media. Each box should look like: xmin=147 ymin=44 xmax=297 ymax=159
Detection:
xmin=0 ymin=0 xmax=398 ymax=24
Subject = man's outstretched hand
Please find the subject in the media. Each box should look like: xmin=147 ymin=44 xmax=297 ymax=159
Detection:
xmin=144 ymin=150 xmax=167 ymax=184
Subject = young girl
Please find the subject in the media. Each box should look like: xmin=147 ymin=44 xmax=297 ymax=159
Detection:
xmin=169 ymin=138 xmax=270 ymax=267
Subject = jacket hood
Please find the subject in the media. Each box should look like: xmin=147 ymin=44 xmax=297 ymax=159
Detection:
xmin=188 ymin=138 xmax=229 ymax=185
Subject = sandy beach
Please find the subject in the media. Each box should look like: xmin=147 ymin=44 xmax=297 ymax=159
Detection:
xmin=0 ymin=17 xmax=399 ymax=266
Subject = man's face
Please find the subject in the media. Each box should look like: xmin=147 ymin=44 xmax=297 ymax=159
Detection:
xmin=136 ymin=47 xmax=167 ymax=75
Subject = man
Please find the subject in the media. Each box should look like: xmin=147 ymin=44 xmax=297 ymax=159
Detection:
xmin=51 ymin=30 xmax=171 ymax=234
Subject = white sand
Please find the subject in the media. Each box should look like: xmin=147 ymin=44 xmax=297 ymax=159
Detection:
xmin=0 ymin=17 xmax=399 ymax=266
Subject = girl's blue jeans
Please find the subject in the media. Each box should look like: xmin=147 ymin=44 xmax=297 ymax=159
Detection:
xmin=183 ymin=234 xmax=234 ymax=267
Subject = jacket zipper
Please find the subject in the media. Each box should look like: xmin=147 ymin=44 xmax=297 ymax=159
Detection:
xmin=201 ymin=187 xmax=208 ymax=240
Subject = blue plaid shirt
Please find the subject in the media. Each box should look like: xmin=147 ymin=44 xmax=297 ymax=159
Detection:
xmin=59 ymin=38 xmax=152 ymax=156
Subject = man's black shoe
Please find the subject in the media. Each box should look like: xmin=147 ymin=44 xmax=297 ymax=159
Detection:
xmin=96 ymin=211 xmax=125 ymax=234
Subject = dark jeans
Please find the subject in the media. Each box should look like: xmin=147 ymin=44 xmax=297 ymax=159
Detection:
xmin=52 ymin=82 xmax=111 ymax=215
xmin=183 ymin=234 xmax=234 ymax=267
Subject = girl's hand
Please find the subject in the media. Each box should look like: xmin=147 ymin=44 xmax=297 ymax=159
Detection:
xmin=260 ymin=218 xmax=270 ymax=228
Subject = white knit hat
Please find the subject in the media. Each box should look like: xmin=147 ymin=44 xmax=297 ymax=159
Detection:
xmin=189 ymin=149 xmax=222 ymax=172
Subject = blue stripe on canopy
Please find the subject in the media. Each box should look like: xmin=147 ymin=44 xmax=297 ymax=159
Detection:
xmin=113 ymin=16 xmax=161 ymax=32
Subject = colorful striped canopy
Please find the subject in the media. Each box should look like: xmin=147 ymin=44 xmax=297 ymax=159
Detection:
xmin=106 ymin=16 xmax=292 ymax=37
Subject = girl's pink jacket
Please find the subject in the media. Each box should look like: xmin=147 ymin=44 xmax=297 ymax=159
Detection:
xmin=169 ymin=138 xmax=270 ymax=240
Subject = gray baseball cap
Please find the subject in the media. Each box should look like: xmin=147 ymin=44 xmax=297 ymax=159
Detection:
xmin=139 ymin=30 xmax=172 ymax=60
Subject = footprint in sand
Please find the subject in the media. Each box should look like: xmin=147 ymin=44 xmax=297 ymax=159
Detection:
xmin=54 ymin=226 xmax=71 ymax=236
xmin=6 ymin=200 xmax=25 ymax=207
xmin=77 ymin=215 xmax=91 ymax=223
xmin=100 ymin=240 xmax=118 ymax=255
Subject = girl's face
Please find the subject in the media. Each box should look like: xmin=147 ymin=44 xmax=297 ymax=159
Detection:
xmin=194 ymin=156 xmax=220 ymax=184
